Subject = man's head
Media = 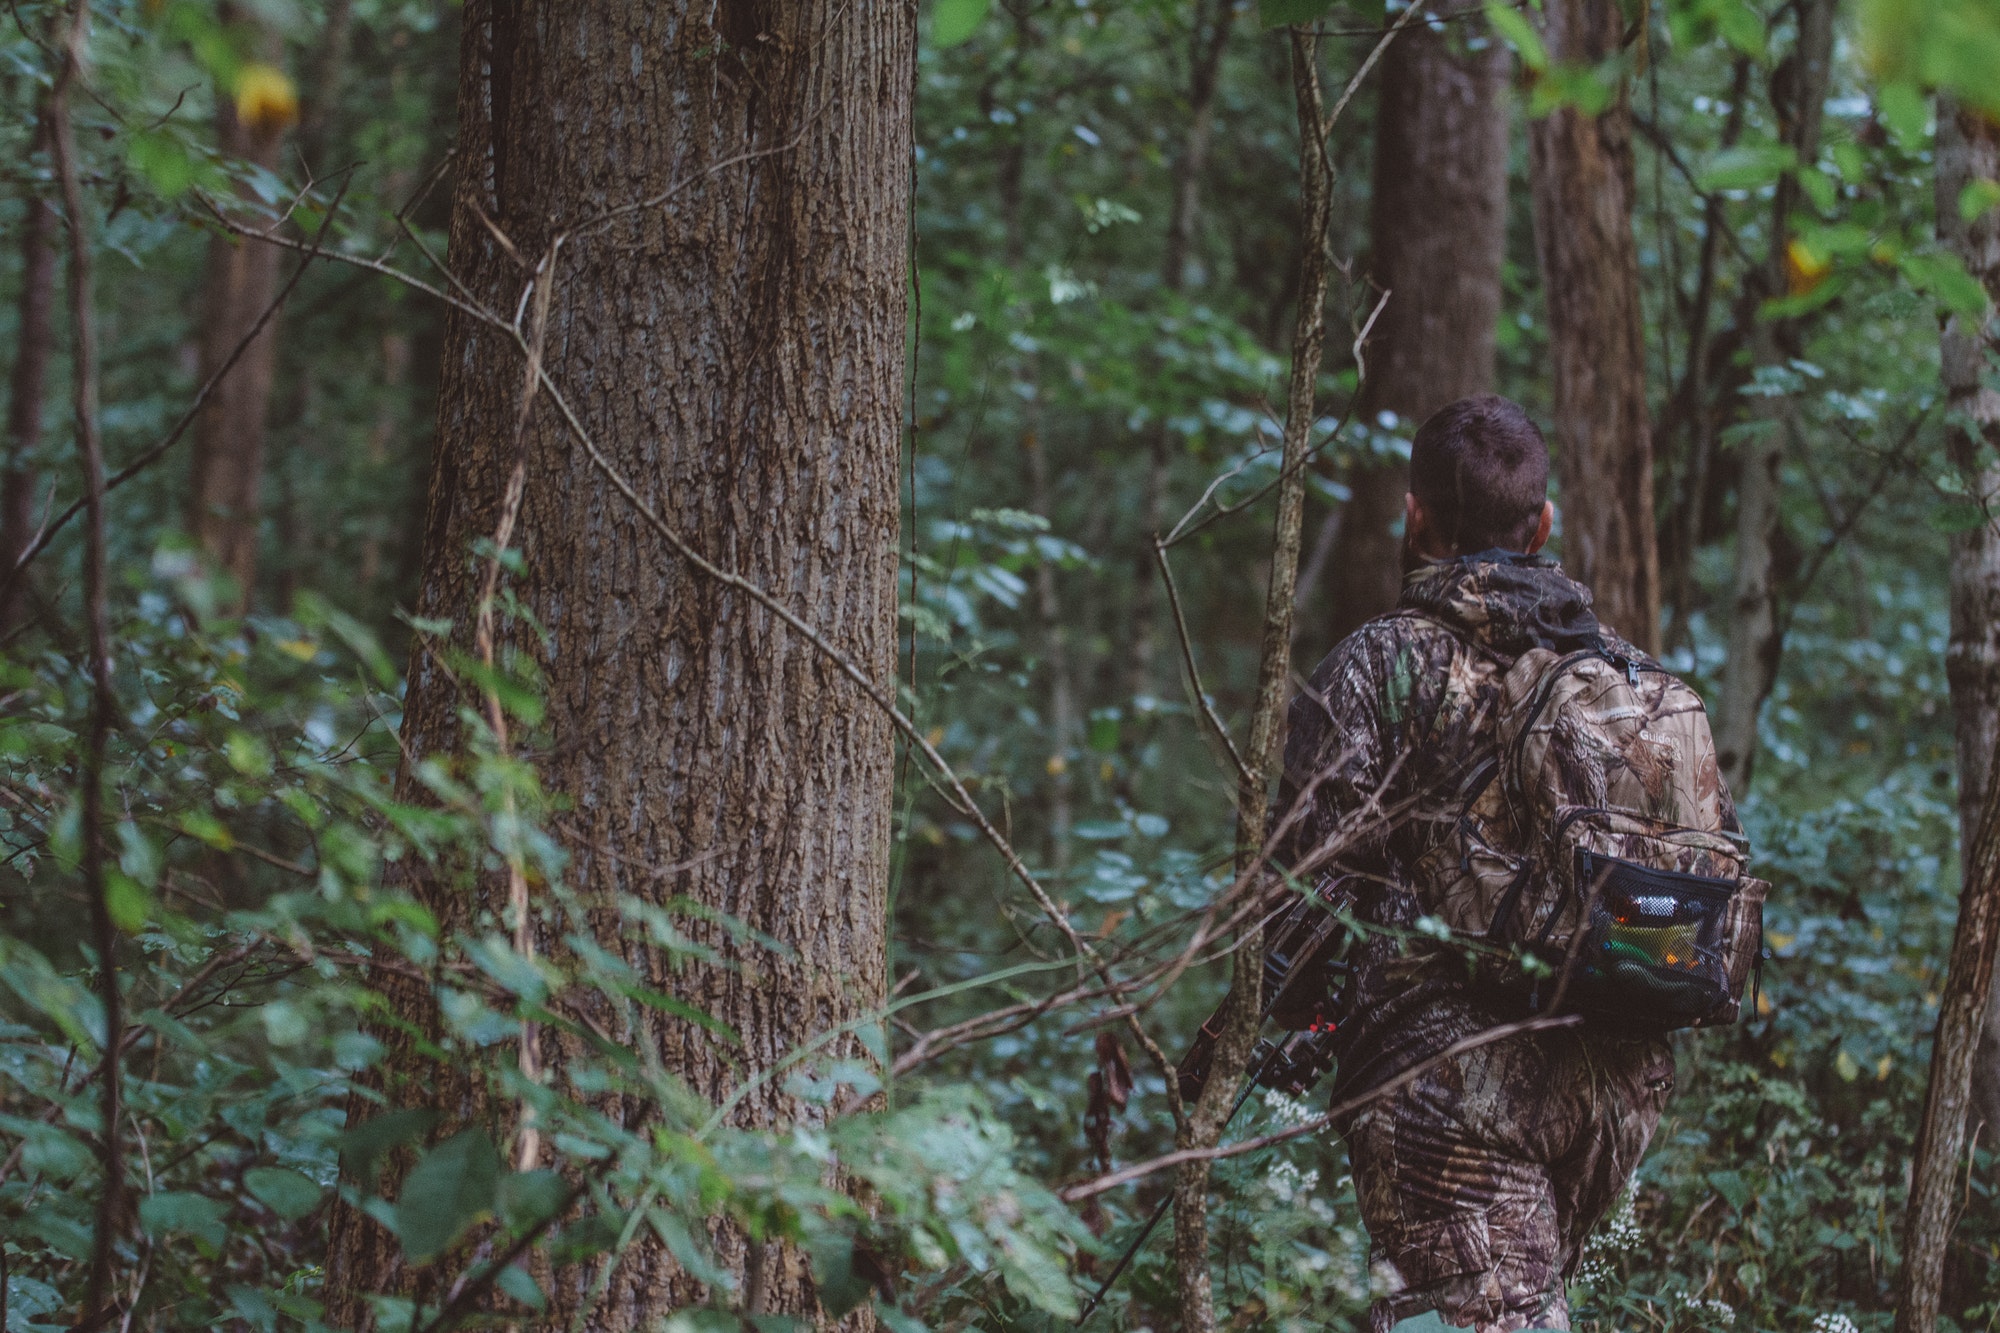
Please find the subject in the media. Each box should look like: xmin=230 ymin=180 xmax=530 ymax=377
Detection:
xmin=1402 ymin=394 xmax=1554 ymax=564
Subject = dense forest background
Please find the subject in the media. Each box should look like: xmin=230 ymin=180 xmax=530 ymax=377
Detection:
xmin=3 ymin=0 xmax=2000 ymax=1329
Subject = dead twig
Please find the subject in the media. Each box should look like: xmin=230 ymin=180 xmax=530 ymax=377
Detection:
xmin=1060 ymin=1013 xmax=1584 ymax=1202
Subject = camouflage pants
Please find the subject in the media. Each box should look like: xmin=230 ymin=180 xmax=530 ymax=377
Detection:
xmin=1338 ymin=1025 xmax=1674 ymax=1332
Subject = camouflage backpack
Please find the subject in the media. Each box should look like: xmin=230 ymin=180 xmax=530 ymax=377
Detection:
xmin=1409 ymin=629 xmax=1767 ymax=1029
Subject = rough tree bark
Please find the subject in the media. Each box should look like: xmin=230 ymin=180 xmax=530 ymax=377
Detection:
xmin=183 ymin=15 xmax=289 ymax=611
xmin=323 ymin=4 xmax=912 ymax=1328
xmin=1126 ymin=0 xmax=1236 ymax=700
xmin=1528 ymin=0 xmax=1659 ymax=652
xmin=1901 ymin=102 xmax=2000 ymax=1333
xmin=1 ymin=105 xmax=57 ymax=639
xmin=1713 ymin=0 xmax=1834 ymax=792
xmin=1170 ymin=28 xmax=1330 ymax=1333
xmin=1320 ymin=0 xmax=1509 ymax=643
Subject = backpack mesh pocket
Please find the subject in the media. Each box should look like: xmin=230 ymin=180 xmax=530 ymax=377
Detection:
xmin=1566 ymin=849 xmax=1738 ymax=1024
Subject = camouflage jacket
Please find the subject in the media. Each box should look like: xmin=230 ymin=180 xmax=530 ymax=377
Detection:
xmin=1274 ymin=552 xmax=1739 ymax=1100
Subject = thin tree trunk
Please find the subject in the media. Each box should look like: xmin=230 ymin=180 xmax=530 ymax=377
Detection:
xmin=297 ymin=0 xmax=352 ymax=175
xmin=1171 ymin=28 xmax=1329 ymax=1333
xmin=1909 ymin=105 xmax=2000 ymax=1329
xmin=324 ymin=3 xmax=912 ymax=1327
xmin=1 ymin=105 xmax=58 ymax=639
xmin=184 ymin=15 xmax=289 ymax=612
xmin=997 ymin=7 xmax=1075 ymax=870
xmin=1320 ymin=0 xmax=1509 ymax=643
xmin=1126 ymin=0 xmax=1235 ymax=701
xmin=49 ymin=2 xmax=121 ymax=1323
xmin=1901 ymin=99 xmax=2000 ymax=1299
xmin=1662 ymin=57 xmax=1752 ymax=648
xmin=1714 ymin=0 xmax=1834 ymax=792
xmin=1027 ymin=414 xmax=1077 ymax=871
xmin=1527 ymin=0 xmax=1659 ymax=653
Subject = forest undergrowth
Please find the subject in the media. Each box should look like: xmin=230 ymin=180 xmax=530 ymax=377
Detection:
xmin=3 ymin=0 xmax=2000 ymax=1330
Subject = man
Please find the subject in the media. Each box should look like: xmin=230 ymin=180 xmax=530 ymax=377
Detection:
xmin=1277 ymin=395 xmax=1722 ymax=1331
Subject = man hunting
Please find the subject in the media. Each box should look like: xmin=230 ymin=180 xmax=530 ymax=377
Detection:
xmin=1275 ymin=395 xmax=1764 ymax=1331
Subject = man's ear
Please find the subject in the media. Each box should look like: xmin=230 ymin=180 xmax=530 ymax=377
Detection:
xmin=1524 ymin=500 xmax=1554 ymax=554
xmin=1404 ymin=492 xmax=1433 ymax=556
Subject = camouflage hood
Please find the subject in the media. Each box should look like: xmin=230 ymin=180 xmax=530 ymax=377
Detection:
xmin=1398 ymin=550 xmax=1605 ymax=660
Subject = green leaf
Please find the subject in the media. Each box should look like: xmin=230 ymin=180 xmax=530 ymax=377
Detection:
xmin=1713 ymin=0 xmax=1766 ymax=56
xmin=1484 ymin=1 xmax=1548 ymax=70
xmin=395 ymin=1130 xmax=502 ymax=1262
xmin=1696 ymin=143 xmax=1798 ymax=193
xmin=1528 ymin=62 xmax=1618 ymax=118
xmin=337 ymin=1107 xmax=439 ymax=1185
xmin=140 ymin=1191 xmax=230 ymax=1251
xmin=1260 ymin=0 xmax=1339 ymax=27
xmin=931 ymin=0 xmax=989 ymax=46
xmin=1875 ymin=81 xmax=1929 ymax=147
xmin=224 ymin=729 xmax=274 ymax=778
xmin=261 ymin=999 xmax=311 ymax=1047
xmin=245 ymin=1167 xmax=323 ymax=1221
xmin=1796 ymin=167 xmax=1837 ymax=213
xmin=1707 ymin=1169 xmax=1751 ymax=1214
xmin=649 ymin=1208 xmax=736 ymax=1290
xmin=1961 ymin=178 xmax=2000 ymax=223
xmin=1929 ymin=500 xmax=1993 ymax=535
xmin=498 ymin=1169 xmax=569 ymax=1230
xmin=495 ymin=1264 xmax=546 ymax=1312
xmin=463 ymin=932 xmax=552 ymax=1002
xmin=180 ymin=809 xmax=235 ymax=850
xmin=116 ymin=821 xmax=162 ymax=887
xmin=809 ymin=1233 xmax=871 ymax=1319
xmin=128 ymin=130 xmax=197 ymax=198
xmin=1899 ymin=250 xmax=1991 ymax=319
xmin=297 ymin=590 xmax=399 ymax=688
xmin=105 ymin=871 xmax=152 ymax=935
xmin=874 ymin=1302 xmax=931 ymax=1333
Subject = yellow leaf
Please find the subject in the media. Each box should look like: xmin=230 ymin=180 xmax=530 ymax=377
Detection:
xmin=235 ymin=64 xmax=299 ymax=135
xmin=1785 ymin=238 xmax=1832 ymax=296
xmin=1765 ymin=931 xmax=1794 ymax=951
xmin=1045 ymin=754 xmax=1067 ymax=776
xmin=274 ymin=638 xmax=318 ymax=662
xmin=1876 ymin=1054 xmax=1892 ymax=1080
xmin=1835 ymin=1049 xmax=1860 ymax=1082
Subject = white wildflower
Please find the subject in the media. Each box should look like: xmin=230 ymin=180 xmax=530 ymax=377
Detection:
xmin=1263 ymin=1087 xmax=1315 ymax=1127
xmin=1574 ymin=1177 xmax=1642 ymax=1289
xmin=1686 ymin=1296 xmax=1736 ymax=1327
xmin=1262 ymin=1158 xmax=1319 ymax=1204
xmin=1811 ymin=1315 xmax=1859 ymax=1333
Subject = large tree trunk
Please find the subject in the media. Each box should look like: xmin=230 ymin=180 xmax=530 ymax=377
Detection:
xmin=1527 ymin=0 xmax=1659 ymax=653
xmin=1 ymin=106 xmax=57 ymax=639
xmin=1935 ymin=98 xmax=2000 ymax=1255
xmin=1320 ymin=0 xmax=1509 ymax=643
xmin=323 ymin=4 xmax=911 ymax=1328
xmin=183 ymin=18 xmax=289 ymax=612
xmin=1713 ymin=0 xmax=1834 ymax=792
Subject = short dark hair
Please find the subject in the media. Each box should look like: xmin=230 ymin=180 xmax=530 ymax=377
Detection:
xmin=1407 ymin=395 xmax=1549 ymax=553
